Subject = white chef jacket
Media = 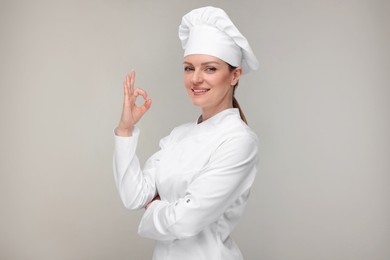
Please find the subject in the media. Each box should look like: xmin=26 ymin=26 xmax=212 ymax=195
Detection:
xmin=113 ymin=108 xmax=258 ymax=260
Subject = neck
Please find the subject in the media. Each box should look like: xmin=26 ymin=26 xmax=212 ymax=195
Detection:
xmin=201 ymin=103 xmax=233 ymax=122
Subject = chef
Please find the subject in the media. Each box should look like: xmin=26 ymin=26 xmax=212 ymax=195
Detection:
xmin=113 ymin=6 xmax=259 ymax=260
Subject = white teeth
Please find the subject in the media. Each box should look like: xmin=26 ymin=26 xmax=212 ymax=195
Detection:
xmin=193 ymin=89 xmax=208 ymax=93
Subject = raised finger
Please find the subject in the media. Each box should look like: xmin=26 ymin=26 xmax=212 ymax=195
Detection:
xmin=129 ymin=70 xmax=135 ymax=93
xmin=123 ymin=75 xmax=132 ymax=102
xmin=126 ymin=73 xmax=133 ymax=96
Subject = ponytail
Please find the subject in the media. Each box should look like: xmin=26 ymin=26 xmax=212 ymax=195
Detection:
xmin=228 ymin=63 xmax=248 ymax=124
xmin=232 ymin=86 xmax=248 ymax=125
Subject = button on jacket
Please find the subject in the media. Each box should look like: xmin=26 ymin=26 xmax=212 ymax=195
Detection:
xmin=113 ymin=108 xmax=258 ymax=260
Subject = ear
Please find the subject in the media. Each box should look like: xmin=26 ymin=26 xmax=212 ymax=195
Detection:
xmin=231 ymin=67 xmax=242 ymax=86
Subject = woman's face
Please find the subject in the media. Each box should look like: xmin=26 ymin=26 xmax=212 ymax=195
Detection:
xmin=183 ymin=54 xmax=241 ymax=117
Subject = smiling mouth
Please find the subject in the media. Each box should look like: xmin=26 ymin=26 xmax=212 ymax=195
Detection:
xmin=192 ymin=89 xmax=210 ymax=94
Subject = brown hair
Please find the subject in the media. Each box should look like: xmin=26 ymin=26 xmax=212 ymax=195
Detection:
xmin=228 ymin=64 xmax=248 ymax=124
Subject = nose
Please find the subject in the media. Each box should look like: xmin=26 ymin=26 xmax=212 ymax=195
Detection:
xmin=191 ymin=70 xmax=203 ymax=85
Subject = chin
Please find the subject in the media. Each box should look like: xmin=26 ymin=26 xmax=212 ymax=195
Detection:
xmin=191 ymin=99 xmax=203 ymax=107
xmin=187 ymin=94 xmax=202 ymax=105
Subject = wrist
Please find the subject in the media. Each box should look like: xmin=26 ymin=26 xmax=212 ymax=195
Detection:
xmin=115 ymin=126 xmax=133 ymax=137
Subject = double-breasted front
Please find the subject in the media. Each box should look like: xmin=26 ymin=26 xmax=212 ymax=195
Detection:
xmin=113 ymin=108 xmax=258 ymax=260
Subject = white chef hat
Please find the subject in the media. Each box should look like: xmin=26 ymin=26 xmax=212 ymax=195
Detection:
xmin=179 ymin=6 xmax=259 ymax=74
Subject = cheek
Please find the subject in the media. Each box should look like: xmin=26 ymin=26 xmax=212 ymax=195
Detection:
xmin=183 ymin=75 xmax=191 ymax=88
xmin=211 ymin=75 xmax=232 ymax=89
xmin=213 ymin=70 xmax=232 ymax=84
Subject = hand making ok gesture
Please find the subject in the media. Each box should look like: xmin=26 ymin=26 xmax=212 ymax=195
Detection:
xmin=116 ymin=70 xmax=152 ymax=136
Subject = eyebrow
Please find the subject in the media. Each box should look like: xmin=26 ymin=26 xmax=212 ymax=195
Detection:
xmin=183 ymin=61 xmax=221 ymax=66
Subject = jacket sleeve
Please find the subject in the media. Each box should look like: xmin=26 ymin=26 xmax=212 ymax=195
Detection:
xmin=137 ymin=133 xmax=258 ymax=241
xmin=113 ymin=126 xmax=165 ymax=210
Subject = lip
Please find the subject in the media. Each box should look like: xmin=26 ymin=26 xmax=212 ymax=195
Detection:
xmin=192 ymin=87 xmax=210 ymax=95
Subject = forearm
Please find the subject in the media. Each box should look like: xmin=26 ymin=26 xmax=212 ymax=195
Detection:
xmin=113 ymin=127 xmax=156 ymax=209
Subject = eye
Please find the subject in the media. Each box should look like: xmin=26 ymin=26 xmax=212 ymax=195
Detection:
xmin=184 ymin=66 xmax=194 ymax=72
xmin=205 ymin=67 xmax=217 ymax=73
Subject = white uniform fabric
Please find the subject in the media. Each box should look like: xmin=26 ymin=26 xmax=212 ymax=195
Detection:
xmin=113 ymin=108 xmax=258 ymax=260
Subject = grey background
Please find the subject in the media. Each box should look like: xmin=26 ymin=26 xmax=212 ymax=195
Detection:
xmin=1 ymin=0 xmax=389 ymax=259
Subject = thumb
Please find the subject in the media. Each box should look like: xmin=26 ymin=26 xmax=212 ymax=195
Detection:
xmin=140 ymin=99 xmax=152 ymax=114
xmin=144 ymin=99 xmax=152 ymax=110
